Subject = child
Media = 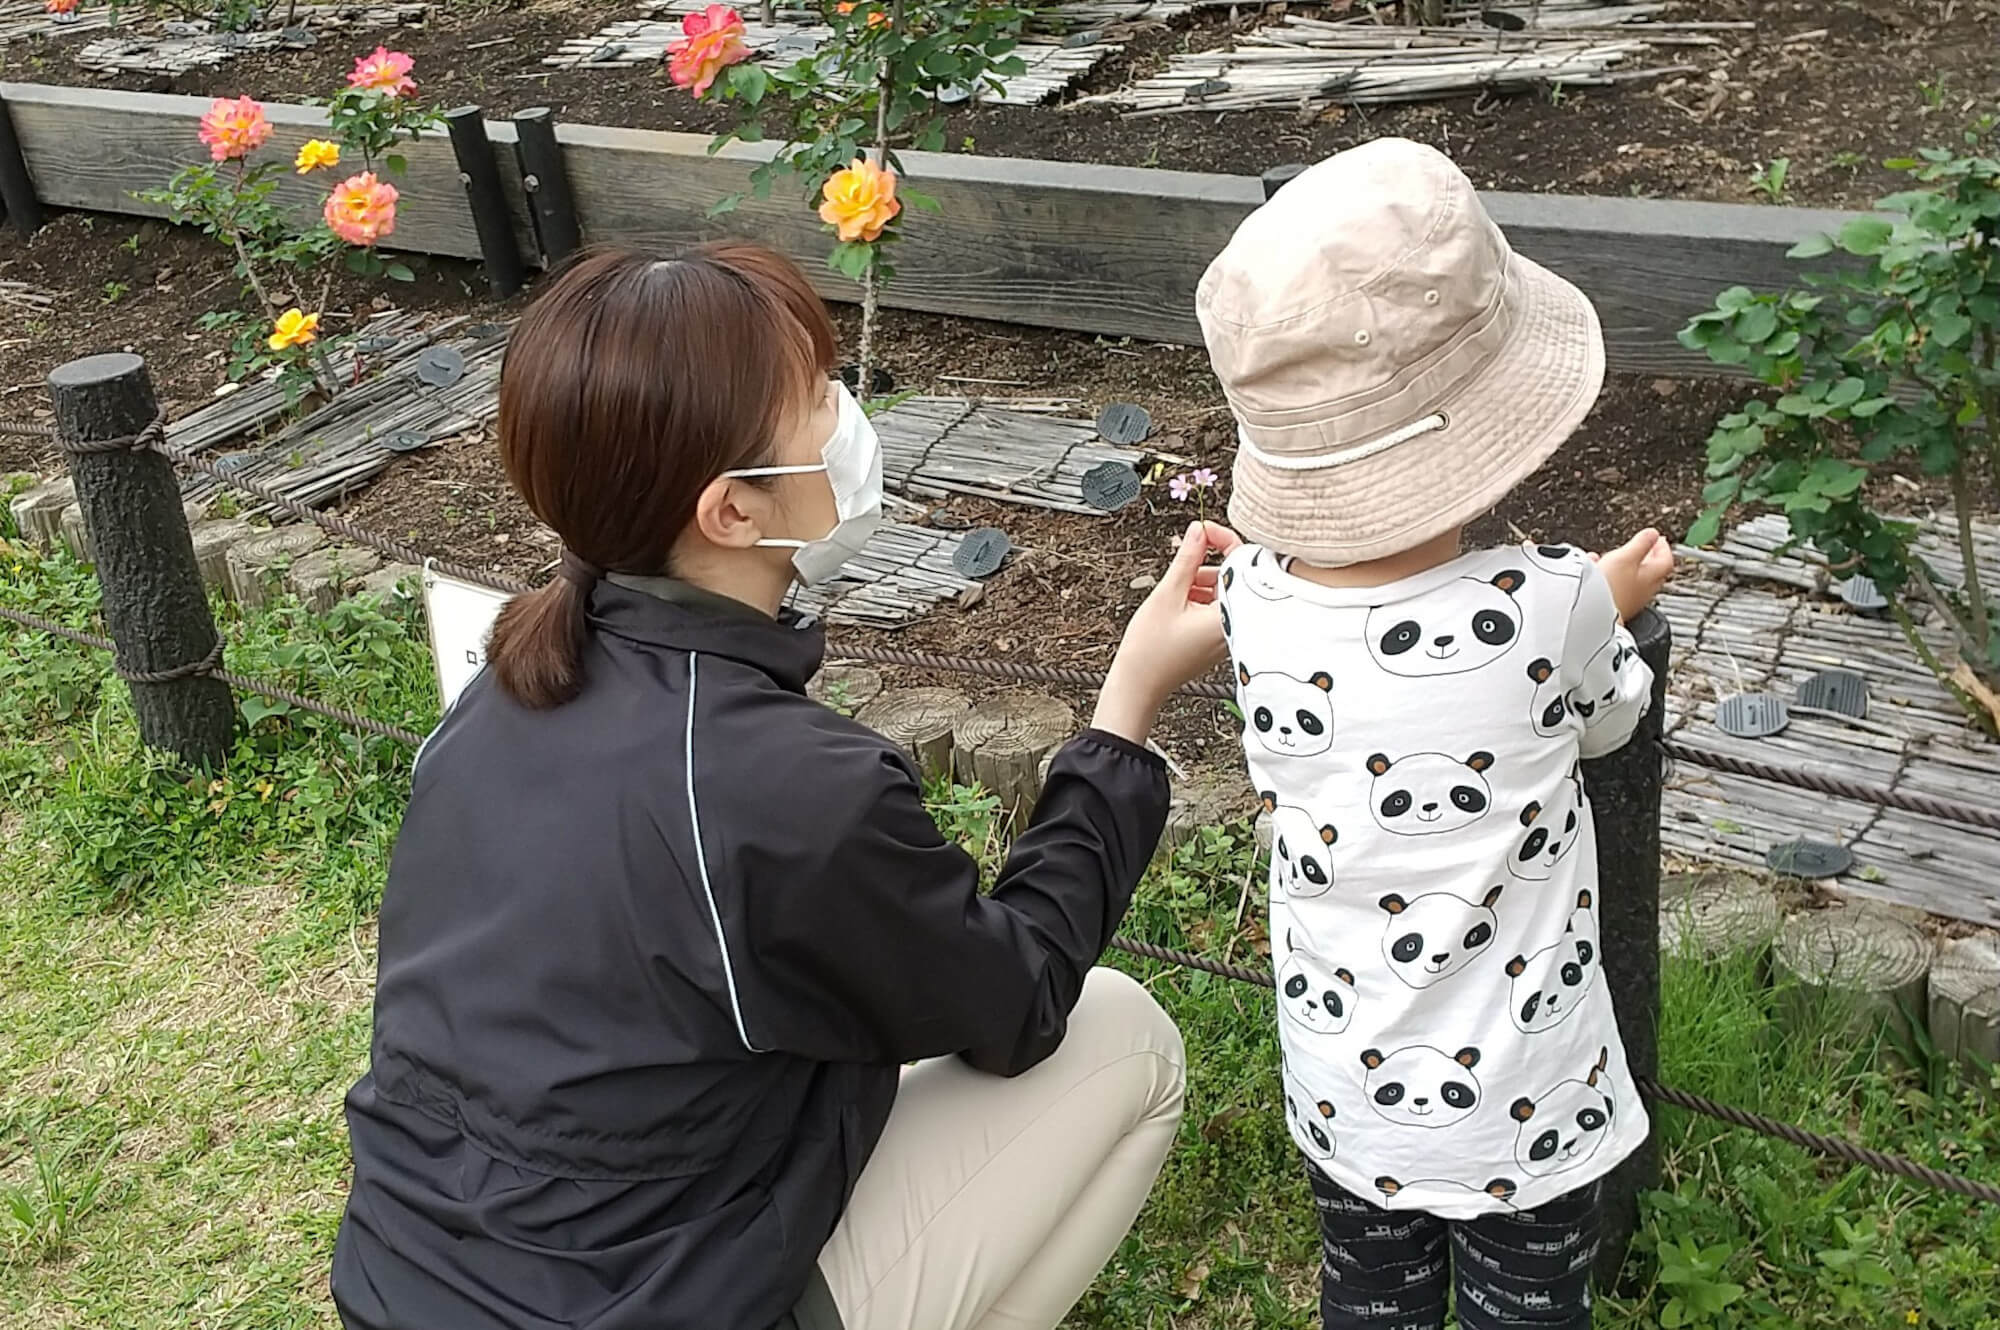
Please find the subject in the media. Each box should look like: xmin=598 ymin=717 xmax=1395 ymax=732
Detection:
xmin=1198 ymin=138 xmax=1675 ymax=1330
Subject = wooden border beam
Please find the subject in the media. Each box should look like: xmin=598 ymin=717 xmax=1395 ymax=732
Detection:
xmin=0 ymin=80 xmax=1866 ymax=376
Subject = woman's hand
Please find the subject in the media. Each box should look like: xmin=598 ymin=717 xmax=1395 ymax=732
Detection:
xmin=1591 ymin=528 xmax=1675 ymax=622
xmin=1092 ymin=521 xmax=1244 ymax=745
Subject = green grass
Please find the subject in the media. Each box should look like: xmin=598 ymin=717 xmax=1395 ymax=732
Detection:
xmin=4 ymin=534 xmax=1999 ymax=1329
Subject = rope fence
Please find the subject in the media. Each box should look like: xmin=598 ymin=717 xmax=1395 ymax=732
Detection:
xmin=8 ymin=406 xmax=2000 ymax=1210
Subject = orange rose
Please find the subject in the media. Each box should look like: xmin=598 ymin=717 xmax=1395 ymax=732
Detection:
xmin=197 ymin=95 xmax=272 ymax=163
xmin=324 ymin=171 xmax=399 ymax=247
xmin=818 ymin=157 xmax=900 ymax=244
xmin=667 ymin=4 xmax=750 ymax=98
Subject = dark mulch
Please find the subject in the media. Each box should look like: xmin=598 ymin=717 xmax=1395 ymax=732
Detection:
xmin=3 ymin=0 xmax=1997 ymax=208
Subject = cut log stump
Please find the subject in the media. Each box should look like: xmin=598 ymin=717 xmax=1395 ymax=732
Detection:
xmin=10 ymin=476 xmax=72 ymax=550
xmin=857 ymin=686 xmax=969 ymax=784
xmin=1774 ymin=906 xmax=1934 ymax=1059
xmin=953 ymin=690 xmax=1075 ymax=822
xmin=1160 ymin=767 xmax=1257 ymax=861
xmin=808 ymin=665 xmax=884 ymax=716
xmin=227 ymin=525 xmax=326 ymax=609
xmin=60 ymin=495 xmax=208 ymax=563
xmin=1660 ymin=869 xmax=1781 ymax=964
xmin=188 ymin=517 xmax=252 ymax=595
xmin=286 ymin=545 xmax=384 ymax=615
xmin=1928 ymin=934 xmax=2000 ymax=1074
xmin=358 ymin=562 xmax=420 ymax=602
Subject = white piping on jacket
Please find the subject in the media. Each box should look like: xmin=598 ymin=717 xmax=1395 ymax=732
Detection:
xmin=684 ymin=652 xmax=761 ymax=1053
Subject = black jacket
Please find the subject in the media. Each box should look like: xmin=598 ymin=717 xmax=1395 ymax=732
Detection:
xmin=330 ymin=576 xmax=1170 ymax=1330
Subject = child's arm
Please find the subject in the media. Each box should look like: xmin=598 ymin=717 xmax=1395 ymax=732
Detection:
xmin=1562 ymin=555 xmax=1658 ymax=760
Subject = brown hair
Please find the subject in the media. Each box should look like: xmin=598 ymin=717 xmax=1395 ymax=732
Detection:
xmin=485 ymin=243 xmax=838 ymax=709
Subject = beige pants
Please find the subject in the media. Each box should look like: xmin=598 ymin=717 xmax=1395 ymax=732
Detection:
xmin=817 ymin=967 xmax=1187 ymax=1330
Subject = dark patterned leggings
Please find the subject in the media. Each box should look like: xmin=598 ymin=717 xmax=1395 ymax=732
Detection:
xmin=1307 ymin=1163 xmax=1601 ymax=1330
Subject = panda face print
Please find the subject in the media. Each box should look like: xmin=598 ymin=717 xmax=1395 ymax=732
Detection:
xmin=1523 ymin=544 xmax=1584 ymax=578
xmin=1375 ymin=1175 xmax=1518 ymax=1208
xmin=1504 ymin=890 xmax=1599 ymax=1033
xmin=1510 ymin=1047 xmax=1614 ymax=1179
xmin=1568 ymin=638 xmax=1637 ymax=722
xmin=1366 ymin=751 xmax=1494 ymax=836
xmin=1365 ymin=570 xmax=1526 ymax=678
xmin=1527 ymin=657 xmax=1571 ymax=737
xmin=1284 ymin=1071 xmax=1337 ymax=1161
xmin=1239 ymin=664 xmax=1334 ymax=757
xmin=1379 ymin=885 xmax=1503 ymax=989
xmin=1277 ymin=937 xmax=1356 ymax=1036
xmin=1360 ymin=1045 xmax=1482 ymax=1129
xmin=1231 ymin=547 xmax=1291 ymax=601
xmin=1262 ymin=792 xmax=1338 ymax=898
xmin=1512 ymin=766 xmax=1584 ymax=880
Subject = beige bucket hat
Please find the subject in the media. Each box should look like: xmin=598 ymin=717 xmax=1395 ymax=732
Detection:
xmin=1197 ymin=138 xmax=1605 ymax=567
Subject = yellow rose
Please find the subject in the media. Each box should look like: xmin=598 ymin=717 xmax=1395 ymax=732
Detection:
xmin=817 ymin=157 xmax=901 ymax=245
xmin=269 ymin=308 xmax=321 ymax=351
xmin=295 ymin=139 xmax=341 ymax=173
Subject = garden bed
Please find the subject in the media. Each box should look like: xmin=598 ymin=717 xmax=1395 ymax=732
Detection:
xmin=3 ymin=0 xmax=1997 ymax=208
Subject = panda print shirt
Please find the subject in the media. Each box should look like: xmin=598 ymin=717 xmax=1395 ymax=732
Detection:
xmin=1222 ymin=540 xmax=1653 ymax=1220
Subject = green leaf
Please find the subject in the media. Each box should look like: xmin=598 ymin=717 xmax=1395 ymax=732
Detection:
xmin=1836 ymin=217 xmax=1893 ymax=255
xmin=707 ymin=192 xmax=744 ymax=218
xmin=922 ymin=50 xmax=962 ymax=76
xmin=1715 ymin=285 xmax=1756 ymax=313
xmin=732 ymin=62 xmax=769 ymax=105
xmin=1825 ymin=377 xmax=1866 ymax=408
xmin=901 ymin=186 xmax=942 ymax=213
xmin=1850 ymin=396 xmax=1895 ymax=418
xmin=1686 ymin=509 xmax=1724 ymax=548
xmin=1930 ymin=309 xmax=1973 ymax=346
xmin=1706 ymin=338 xmax=1750 ymax=367
xmin=1701 ymin=475 xmax=1742 ymax=504
xmin=1776 ymin=394 xmax=1815 ymax=415
xmin=1786 ymin=233 xmax=1834 ymax=259
xmin=384 ymin=262 xmax=415 ymax=283
xmin=1765 ymin=329 xmax=1800 ymax=357
xmin=1733 ymin=305 xmax=1778 ymax=344
xmin=385 ymin=153 xmax=408 ymax=175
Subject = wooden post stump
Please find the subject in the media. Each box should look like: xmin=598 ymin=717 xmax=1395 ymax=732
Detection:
xmin=857 ymin=686 xmax=969 ymax=783
xmin=1660 ymin=870 xmax=1781 ymax=965
xmin=188 ymin=517 xmax=252 ymax=595
xmin=1774 ymin=906 xmax=1934 ymax=1057
xmin=953 ymin=691 xmax=1075 ymax=822
xmin=10 ymin=476 xmax=72 ymax=550
xmin=227 ymin=525 xmax=326 ymax=609
xmin=286 ymin=545 xmax=384 ymax=614
xmin=48 ymin=353 xmax=233 ymax=769
xmin=1160 ymin=767 xmax=1257 ymax=861
xmin=1928 ymin=935 xmax=2000 ymax=1075
xmin=808 ymin=665 xmax=885 ymax=715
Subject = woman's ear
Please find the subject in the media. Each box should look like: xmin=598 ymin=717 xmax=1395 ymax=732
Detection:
xmin=692 ymin=476 xmax=770 ymax=550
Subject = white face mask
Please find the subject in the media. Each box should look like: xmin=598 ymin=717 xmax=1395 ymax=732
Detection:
xmin=722 ymin=380 xmax=885 ymax=586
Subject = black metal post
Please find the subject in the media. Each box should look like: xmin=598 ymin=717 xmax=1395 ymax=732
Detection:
xmin=1261 ymin=162 xmax=1308 ymax=200
xmin=1583 ymin=606 xmax=1670 ymax=1289
xmin=512 ymin=107 xmax=582 ymax=267
xmin=48 ymin=354 xmax=233 ymax=769
xmin=444 ymin=106 xmax=525 ymax=298
xmin=0 ymin=89 xmax=46 ymax=234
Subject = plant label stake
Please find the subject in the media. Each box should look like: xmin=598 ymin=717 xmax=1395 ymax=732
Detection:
xmin=1796 ymin=670 xmax=1869 ymax=720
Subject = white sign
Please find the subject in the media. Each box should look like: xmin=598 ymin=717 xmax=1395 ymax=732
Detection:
xmin=421 ymin=566 xmax=514 ymax=709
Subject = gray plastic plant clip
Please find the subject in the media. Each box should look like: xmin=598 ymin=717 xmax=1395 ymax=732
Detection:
xmin=1095 ymin=402 xmax=1151 ymax=445
xmin=1766 ymin=840 xmax=1855 ymax=879
xmin=1080 ymin=460 xmax=1142 ymax=512
xmin=1714 ymin=692 xmax=1790 ymax=739
xmin=952 ymin=527 xmax=1011 ymax=579
xmin=1796 ymin=669 xmax=1868 ymax=720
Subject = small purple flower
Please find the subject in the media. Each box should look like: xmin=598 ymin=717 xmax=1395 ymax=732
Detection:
xmin=1191 ymin=467 xmax=1218 ymax=489
xmin=1167 ymin=474 xmax=1194 ymax=502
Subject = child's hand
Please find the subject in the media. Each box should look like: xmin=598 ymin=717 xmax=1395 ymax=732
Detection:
xmin=1092 ymin=521 xmax=1244 ymax=744
xmin=1592 ymin=528 xmax=1674 ymax=621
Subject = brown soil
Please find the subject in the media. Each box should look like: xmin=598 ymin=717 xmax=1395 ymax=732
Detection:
xmin=3 ymin=0 xmax=1997 ymax=208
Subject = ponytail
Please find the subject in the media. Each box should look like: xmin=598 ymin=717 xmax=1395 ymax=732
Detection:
xmin=488 ymin=551 xmax=601 ymax=710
